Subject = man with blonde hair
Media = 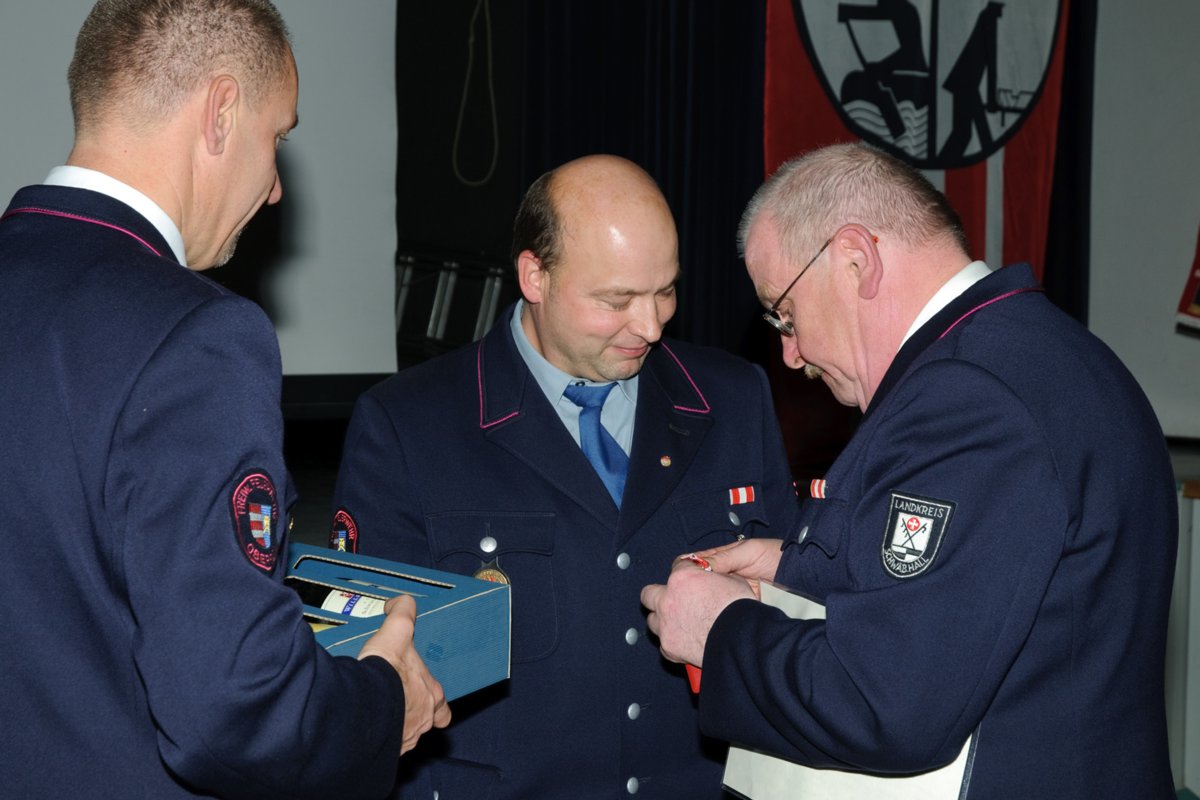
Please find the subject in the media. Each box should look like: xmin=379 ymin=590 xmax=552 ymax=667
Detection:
xmin=0 ymin=2 xmax=447 ymax=797
xmin=643 ymin=142 xmax=1177 ymax=798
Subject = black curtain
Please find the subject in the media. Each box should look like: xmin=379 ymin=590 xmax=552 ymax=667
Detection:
xmin=1043 ymin=0 xmax=1097 ymax=323
xmin=521 ymin=0 xmax=767 ymax=354
xmin=520 ymin=0 xmax=861 ymax=481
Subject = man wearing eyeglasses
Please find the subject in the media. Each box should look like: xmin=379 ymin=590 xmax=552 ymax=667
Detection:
xmin=642 ymin=142 xmax=1177 ymax=798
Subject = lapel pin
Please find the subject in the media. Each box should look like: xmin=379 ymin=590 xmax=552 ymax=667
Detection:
xmin=660 ymin=455 xmax=672 ymax=467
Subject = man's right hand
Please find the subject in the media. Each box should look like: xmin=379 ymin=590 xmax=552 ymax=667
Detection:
xmin=699 ymin=537 xmax=784 ymax=584
xmin=357 ymin=595 xmax=452 ymax=755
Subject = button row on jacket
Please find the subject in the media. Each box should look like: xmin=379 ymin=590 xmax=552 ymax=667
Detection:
xmin=620 ymin=550 xmax=642 ymax=795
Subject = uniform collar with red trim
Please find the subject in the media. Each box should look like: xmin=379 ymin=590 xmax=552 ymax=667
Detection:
xmin=864 ymin=263 xmax=1044 ymax=421
xmin=2 ymin=183 xmax=176 ymax=265
xmin=477 ymin=303 xmax=711 ymax=430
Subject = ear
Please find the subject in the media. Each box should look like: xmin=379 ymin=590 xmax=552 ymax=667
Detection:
xmin=834 ymin=224 xmax=883 ymax=300
xmin=517 ymin=250 xmax=547 ymax=304
xmin=202 ymin=76 xmax=240 ymax=156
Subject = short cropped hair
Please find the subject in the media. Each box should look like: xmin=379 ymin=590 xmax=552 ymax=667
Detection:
xmin=510 ymin=168 xmax=563 ymax=273
xmin=739 ymin=142 xmax=967 ymax=263
xmin=68 ymin=0 xmax=292 ymax=133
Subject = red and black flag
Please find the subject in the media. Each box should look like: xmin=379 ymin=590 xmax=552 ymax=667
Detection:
xmin=764 ymin=0 xmax=1071 ymax=279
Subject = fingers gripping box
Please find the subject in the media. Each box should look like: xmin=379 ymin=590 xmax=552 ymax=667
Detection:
xmin=286 ymin=543 xmax=511 ymax=701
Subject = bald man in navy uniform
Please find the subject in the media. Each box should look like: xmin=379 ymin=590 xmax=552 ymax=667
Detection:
xmin=331 ymin=155 xmax=799 ymax=798
xmin=0 ymin=2 xmax=447 ymax=797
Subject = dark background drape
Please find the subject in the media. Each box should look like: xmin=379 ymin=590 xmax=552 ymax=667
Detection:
xmin=391 ymin=0 xmax=861 ymax=480
xmin=394 ymin=0 xmax=773 ymax=354
xmin=520 ymin=0 xmax=766 ymax=355
xmin=1043 ymin=0 xmax=1097 ymax=323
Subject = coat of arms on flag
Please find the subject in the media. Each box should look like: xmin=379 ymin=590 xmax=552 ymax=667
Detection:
xmin=790 ymin=0 xmax=1062 ymax=170
xmin=766 ymin=0 xmax=1070 ymax=273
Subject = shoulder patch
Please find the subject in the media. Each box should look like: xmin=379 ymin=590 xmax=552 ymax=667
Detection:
xmin=230 ymin=471 xmax=279 ymax=572
xmin=330 ymin=508 xmax=359 ymax=553
xmin=881 ymin=491 xmax=955 ymax=579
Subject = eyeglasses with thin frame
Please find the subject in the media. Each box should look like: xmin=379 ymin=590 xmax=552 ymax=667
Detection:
xmin=761 ymin=236 xmax=833 ymax=337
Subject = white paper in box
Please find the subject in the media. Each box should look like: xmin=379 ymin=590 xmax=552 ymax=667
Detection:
xmin=286 ymin=543 xmax=511 ymax=701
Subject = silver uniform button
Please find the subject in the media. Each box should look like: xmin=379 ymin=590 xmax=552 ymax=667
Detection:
xmin=728 ymin=510 xmax=741 ymax=526
xmin=616 ymin=552 xmax=631 ymax=570
xmin=798 ymin=525 xmax=809 ymax=542
xmin=625 ymin=627 xmax=639 ymax=646
xmin=627 ymin=703 xmax=641 ymax=720
xmin=626 ymin=777 xmax=640 ymax=794
xmin=480 ymin=536 xmax=498 ymax=554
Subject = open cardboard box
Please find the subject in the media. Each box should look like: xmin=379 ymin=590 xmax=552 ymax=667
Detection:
xmin=287 ymin=543 xmax=510 ymax=701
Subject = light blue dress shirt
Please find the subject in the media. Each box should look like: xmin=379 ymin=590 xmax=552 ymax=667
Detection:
xmin=510 ymin=299 xmax=637 ymax=456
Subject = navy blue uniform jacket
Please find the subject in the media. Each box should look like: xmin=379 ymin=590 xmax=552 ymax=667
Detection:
xmin=701 ymin=264 xmax=1178 ymax=798
xmin=332 ymin=305 xmax=799 ymax=798
xmin=0 ymin=186 xmax=405 ymax=799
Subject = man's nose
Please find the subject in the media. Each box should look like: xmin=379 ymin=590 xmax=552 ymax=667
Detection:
xmin=781 ymin=333 xmax=805 ymax=369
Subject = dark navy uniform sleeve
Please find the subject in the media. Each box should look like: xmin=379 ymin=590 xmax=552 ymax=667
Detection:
xmin=106 ymin=295 xmax=405 ymax=799
xmin=699 ymin=358 xmax=1066 ymax=773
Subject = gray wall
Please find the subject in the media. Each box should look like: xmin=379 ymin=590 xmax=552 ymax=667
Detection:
xmin=1091 ymin=0 xmax=1200 ymax=439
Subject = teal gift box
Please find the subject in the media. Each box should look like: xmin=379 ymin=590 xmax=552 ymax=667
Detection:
xmin=286 ymin=543 xmax=511 ymax=701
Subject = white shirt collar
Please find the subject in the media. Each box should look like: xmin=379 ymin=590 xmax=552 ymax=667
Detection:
xmin=900 ymin=261 xmax=993 ymax=346
xmin=44 ymin=166 xmax=187 ymax=266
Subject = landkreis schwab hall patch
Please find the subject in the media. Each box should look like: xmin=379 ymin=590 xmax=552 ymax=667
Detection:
xmin=881 ymin=491 xmax=955 ymax=579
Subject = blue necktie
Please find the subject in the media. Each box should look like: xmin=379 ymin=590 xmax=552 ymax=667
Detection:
xmin=564 ymin=382 xmax=629 ymax=507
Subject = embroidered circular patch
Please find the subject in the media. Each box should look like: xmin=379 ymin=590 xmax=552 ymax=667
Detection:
xmin=231 ymin=471 xmax=279 ymax=572
xmin=329 ymin=508 xmax=358 ymax=553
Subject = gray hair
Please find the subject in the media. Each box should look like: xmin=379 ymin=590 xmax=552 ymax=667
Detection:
xmin=739 ymin=142 xmax=967 ymax=263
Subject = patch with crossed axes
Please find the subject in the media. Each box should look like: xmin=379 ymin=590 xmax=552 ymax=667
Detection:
xmin=881 ymin=491 xmax=955 ymax=579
